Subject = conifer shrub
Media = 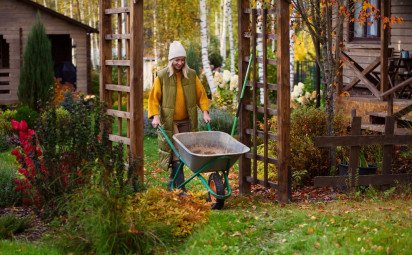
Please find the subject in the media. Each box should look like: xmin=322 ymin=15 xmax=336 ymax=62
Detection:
xmin=18 ymin=13 xmax=54 ymax=111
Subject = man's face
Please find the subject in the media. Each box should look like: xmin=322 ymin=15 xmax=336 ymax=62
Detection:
xmin=172 ymin=57 xmax=185 ymax=71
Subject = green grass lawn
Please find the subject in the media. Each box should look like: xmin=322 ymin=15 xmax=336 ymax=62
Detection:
xmin=2 ymin=138 xmax=412 ymax=254
xmin=167 ymin=196 xmax=412 ymax=255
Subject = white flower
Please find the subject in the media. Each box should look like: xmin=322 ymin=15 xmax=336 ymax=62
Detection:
xmin=222 ymin=70 xmax=231 ymax=84
xmin=305 ymin=91 xmax=311 ymax=99
xmin=292 ymin=85 xmax=303 ymax=97
xmin=298 ymin=82 xmax=304 ymax=89
xmin=297 ymin=96 xmax=308 ymax=105
xmin=229 ymin=75 xmax=238 ymax=91
xmin=213 ymin=72 xmax=224 ymax=88
xmin=310 ymin=91 xmax=317 ymax=100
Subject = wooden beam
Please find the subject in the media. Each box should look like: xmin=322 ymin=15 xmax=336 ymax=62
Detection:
xmin=105 ymin=34 xmax=131 ymax=40
xmin=277 ymin=0 xmax=291 ymax=203
xmin=381 ymin=76 xmax=412 ymax=98
xmin=109 ymin=134 xmax=131 ymax=145
xmin=245 ymin=153 xmax=278 ymax=164
xmin=238 ymin=0 xmax=252 ymax=195
xmin=105 ymin=84 xmax=131 ymax=92
xmin=381 ymin=0 xmax=390 ymax=96
xmin=245 ymin=129 xmax=277 ymax=141
xmin=107 ymin=109 xmax=131 ymax=119
xmin=243 ymin=8 xmax=276 ymax=15
xmin=243 ymin=32 xmax=276 ymax=40
xmin=382 ymin=117 xmax=395 ymax=175
xmin=244 ymin=104 xmax=277 ymax=115
xmin=105 ymin=60 xmax=131 ymax=66
xmin=99 ymin=0 xmax=113 ymax=105
xmin=348 ymin=117 xmax=361 ymax=188
xmin=244 ymin=56 xmax=277 ymax=65
xmin=314 ymin=174 xmax=412 ymax=187
xmin=343 ymin=57 xmax=381 ymax=91
xmin=246 ymin=176 xmax=279 ymax=189
xmin=246 ymin=81 xmax=278 ymax=91
xmin=129 ymin=0 xmax=144 ymax=182
xmin=105 ymin=7 xmax=130 ymax=14
xmin=315 ymin=134 xmax=412 ymax=147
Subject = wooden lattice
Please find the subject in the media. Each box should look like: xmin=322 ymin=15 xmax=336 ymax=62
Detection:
xmin=99 ymin=0 xmax=144 ymax=181
xmin=238 ymin=0 xmax=291 ymax=203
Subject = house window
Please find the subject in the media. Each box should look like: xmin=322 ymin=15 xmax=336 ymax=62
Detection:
xmin=352 ymin=0 xmax=380 ymax=40
xmin=0 ymin=35 xmax=10 ymax=68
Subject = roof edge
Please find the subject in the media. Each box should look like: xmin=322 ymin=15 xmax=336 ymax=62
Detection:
xmin=18 ymin=0 xmax=98 ymax=33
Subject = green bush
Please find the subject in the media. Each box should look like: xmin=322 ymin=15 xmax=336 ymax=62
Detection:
xmin=18 ymin=14 xmax=54 ymax=110
xmin=0 ymin=109 xmax=17 ymax=136
xmin=198 ymin=107 xmax=235 ymax=134
xmin=0 ymin=151 xmax=21 ymax=207
xmin=186 ymin=42 xmax=201 ymax=75
xmin=0 ymin=214 xmax=31 ymax=239
xmin=263 ymin=106 xmax=349 ymax=187
xmin=14 ymin=105 xmax=38 ymax=129
xmin=50 ymin=143 xmax=148 ymax=254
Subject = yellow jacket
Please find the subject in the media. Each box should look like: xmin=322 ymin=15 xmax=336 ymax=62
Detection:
xmin=148 ymin=72 xmax=209 ymax=121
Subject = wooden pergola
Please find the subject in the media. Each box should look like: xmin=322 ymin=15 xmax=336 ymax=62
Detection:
xmin=99 ymin=0 xmax=292 ymax=203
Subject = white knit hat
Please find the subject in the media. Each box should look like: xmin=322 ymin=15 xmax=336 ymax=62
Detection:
xmin=168 ymin=41 xmax=186 ymax=60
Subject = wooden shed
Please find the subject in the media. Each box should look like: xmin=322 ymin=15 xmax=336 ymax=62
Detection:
xmin=0 ymin=0 xmax=97 ymax=105
xmin=338 ymin=0 xmax=412 ymax=127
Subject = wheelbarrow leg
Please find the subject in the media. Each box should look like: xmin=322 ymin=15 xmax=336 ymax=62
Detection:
xmin=168 ymin=160 xmax=186 ymax=192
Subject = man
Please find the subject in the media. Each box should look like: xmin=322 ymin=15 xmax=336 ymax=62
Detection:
xmin=148 ymin=41 xmax=211 ymax=191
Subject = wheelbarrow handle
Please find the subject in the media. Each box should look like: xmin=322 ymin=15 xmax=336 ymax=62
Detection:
xmin=157 ymin=125 xmax=185 ymax=164
xmin=207 ymin=122 xmax=212 ymax=131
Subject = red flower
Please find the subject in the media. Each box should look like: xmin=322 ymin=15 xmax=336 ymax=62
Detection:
xmin=11 ymin=120 xmax=20 ymax=130
xmin=19 ymin=120 xmax=28 ymax=132
xmin=36 ymin=147 xmax=42 ymax=157
xmin=11 ymin=148 xmax=20 ymax=156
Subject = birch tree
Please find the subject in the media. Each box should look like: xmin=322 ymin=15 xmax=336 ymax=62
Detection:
xmin=220 ymin=0 xmax=227 ymax=65
xmin=227 ymin=0 xmax=235 ymax=75
xmin=200 ymin=0 xmax=216 ymax=93
xmin=290 ymin=8 xmax=296 ymax=89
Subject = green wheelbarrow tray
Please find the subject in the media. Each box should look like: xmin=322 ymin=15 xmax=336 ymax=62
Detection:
xmin=158 ymin=126 xmax=249 ymax=200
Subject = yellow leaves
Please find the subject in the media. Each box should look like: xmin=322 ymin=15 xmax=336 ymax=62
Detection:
xmin=307 ymin=227 xmax=315 ymax=235
xmin=129 ymin=188 xmax=210 ymax=238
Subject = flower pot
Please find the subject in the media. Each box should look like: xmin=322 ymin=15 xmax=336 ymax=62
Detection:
xmin=338 ymin=164 xmax=377 ymax=176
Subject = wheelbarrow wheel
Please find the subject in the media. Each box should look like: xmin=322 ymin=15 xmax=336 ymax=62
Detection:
xmin=207 ymin=172 xmax=225 ymax=210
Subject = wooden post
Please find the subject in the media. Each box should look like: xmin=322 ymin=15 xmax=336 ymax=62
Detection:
xmin=252 ymin=9 xmax=258 ymax=184
xmin=380 ymin=0 xmax=390 ymax=96
xmin=86 ymin=33 xmax=91 ymax=94
xmin=238 ymin=0 xmax=252 ymax=194
xmin=382 ymin=116 xmax=395 ymax=175
xmin=277 ymin=0 xmax=291 ymax=203
xmin=349 ymin=116 xmax=361 ymax=188
xmin=99 ymin=0 xmax=112 ymax=105
xmin=129 ymin=0 xmax=144 ymax=182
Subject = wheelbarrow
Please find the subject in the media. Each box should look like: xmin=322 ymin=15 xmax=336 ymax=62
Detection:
xmin=158 ymin=125 xmax=250 ymax=209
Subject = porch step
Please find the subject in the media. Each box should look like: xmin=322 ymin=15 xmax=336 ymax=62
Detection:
xmin=366 ymin=111 xmax=412 ymax=126
xmin=361 ymin=124 xmax=412 ymax=135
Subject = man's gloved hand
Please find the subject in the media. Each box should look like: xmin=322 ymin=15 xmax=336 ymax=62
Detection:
xmin=152 ymin=115 xmax=161 ymax=128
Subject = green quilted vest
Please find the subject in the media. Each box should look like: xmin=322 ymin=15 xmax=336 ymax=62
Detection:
xmin=157 ymin=67 xmax=198 ymax=170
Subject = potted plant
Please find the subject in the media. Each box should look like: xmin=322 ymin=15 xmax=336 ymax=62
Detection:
xmin=337 ymin=148 xmax=378 ymax=176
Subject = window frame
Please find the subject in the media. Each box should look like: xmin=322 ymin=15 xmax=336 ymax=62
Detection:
xmin=349 ymin=0 xmax=381 ymax=42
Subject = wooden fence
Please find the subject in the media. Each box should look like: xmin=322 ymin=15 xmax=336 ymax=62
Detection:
xmin=314 ymin=111 xmax=412 ymax=188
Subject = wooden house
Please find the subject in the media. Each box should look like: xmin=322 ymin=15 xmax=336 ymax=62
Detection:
xmin=0 ymin=0 xmax=97 ymax=105
xmin=338 ymin=0 xmax=412 ymax=132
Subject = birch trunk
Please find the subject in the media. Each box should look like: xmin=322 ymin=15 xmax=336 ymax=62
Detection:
xmin=220 ymin=0 xmax=227 ymax=65
xmin=289 ymin=9 xmax=295 ymax=89
xmin=215 ymin=14 xmax=219 ymax=37
xmin=200 ymin=0 xmax=216 ymax=93
xmin=227 ymin=0 xmax=235 ymax=75
xmin=256 ymin=0 xmax=264 ymax=104
xmin=153 ymin=0 xmax=158 ymax=64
